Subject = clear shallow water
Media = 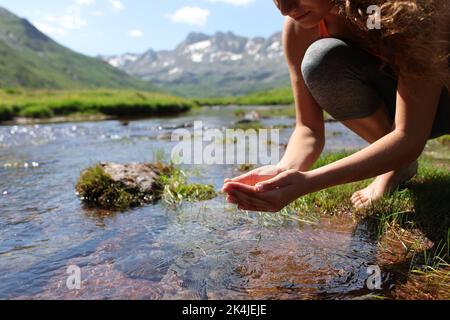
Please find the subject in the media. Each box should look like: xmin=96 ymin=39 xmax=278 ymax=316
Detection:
xmin=0 ymin=106 xmax=395 ymax=300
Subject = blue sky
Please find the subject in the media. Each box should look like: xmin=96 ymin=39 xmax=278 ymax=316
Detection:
xmin=0 ymin=0 xmax=285 ymax=56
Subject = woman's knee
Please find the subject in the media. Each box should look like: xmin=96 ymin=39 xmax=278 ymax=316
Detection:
xmin=301 ymin=38 xmax=352 ymax=87
xmin=301 ymin=38 xmax=382 ymax=121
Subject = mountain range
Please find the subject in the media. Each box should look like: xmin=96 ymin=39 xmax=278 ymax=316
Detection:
xmin=100 ymin=31 xmax=291 ymax=97
xmin=0 ymin=7 xmax=155 ymax=91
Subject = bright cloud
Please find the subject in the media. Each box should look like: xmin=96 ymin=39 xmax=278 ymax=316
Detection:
xmin=75 ymin=0 xmax=95 ymax=6
xmin=166 ymin=6 xmax=210 ymax=27
xmin=206 ymin=0 xmax=255 ymax=6
xmin=129 ymin=29 xmax=143 ymax=38
xmin=109 ymin=0 xmax=125 ymax=12
xmin=34 ymin=4 xmax=87 ymax=37
xmin=45 ymin=5 xmax=87 ymax=30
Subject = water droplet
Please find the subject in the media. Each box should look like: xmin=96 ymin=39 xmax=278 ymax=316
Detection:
xmin=2 ymin=191 xmax=7 ymax=195
xmin=23 ymin=163 xmax=29 ymax=168
xmin=32 ymin=162 xmax=39 ymax=167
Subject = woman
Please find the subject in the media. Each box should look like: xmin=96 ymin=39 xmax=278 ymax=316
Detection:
xmin=223 ymin=0 xmax=450 ymax=212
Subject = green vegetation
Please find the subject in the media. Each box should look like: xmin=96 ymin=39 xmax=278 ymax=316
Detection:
xmin=0 ymin=89 xmax=195 ymax=121
xmin=161 ymin=166 xmax=218 ymax=206
xmin=76 ymin=162 xmax=217 ymax=211
xmin=195 ymin=87 xmax=294 ymax=106
xmin=0 ymin=8 xmax=156 ymax=91
xmin=76 ymin=165 xmax=139 ymax=211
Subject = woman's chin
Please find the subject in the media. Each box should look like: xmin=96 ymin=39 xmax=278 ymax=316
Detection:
xmin=295 ymin=19 xmax=321 ymax=29
xmin=293 ymin=15 xmax=322 ymax=29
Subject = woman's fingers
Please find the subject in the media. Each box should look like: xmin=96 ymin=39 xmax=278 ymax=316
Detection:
xmin=227 ymin=192 xmax=268 ymax=212
xmin=223 ymin=165 xmax=282 ymax=187
xmin=224 ymin=169 xmax=259 ymax=185
xmin=228 ymin=190 xmax=269 ymax=208
xmin=223 ymin=181 xmax=257 ymax=194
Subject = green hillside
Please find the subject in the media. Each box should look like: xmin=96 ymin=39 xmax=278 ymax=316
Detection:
xmin=0 ymin=7 xmax=156 ymax=91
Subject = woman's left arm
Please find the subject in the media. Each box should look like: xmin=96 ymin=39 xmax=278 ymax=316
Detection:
xmin=223 ymin=76 xmax=443 ymax=212
xmin=304 ymin=75 xmax=442 ymax=191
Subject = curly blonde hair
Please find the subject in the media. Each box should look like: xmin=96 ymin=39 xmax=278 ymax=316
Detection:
xmin=335 ymin=0 xmax=450 ymax=88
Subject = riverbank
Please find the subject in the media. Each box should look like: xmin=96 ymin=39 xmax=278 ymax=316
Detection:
xmin=194 ymin=87 xmax=294 ymax=106
xmin=0 ymin=89 xmax=196 ymax=122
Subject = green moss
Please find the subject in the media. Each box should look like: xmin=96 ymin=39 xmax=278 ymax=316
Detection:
xmin=76 ymin=162 xmax=217 ymax=210
xmin=161 ymin=166 xmax=217 ymax=206
xmin=76 ymin=165 xmax=135 ymax=211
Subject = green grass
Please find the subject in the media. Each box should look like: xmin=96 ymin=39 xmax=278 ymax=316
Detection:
xmin=160 ymin=166 xmax=218 ymax=207
xmin=195 ymin=87 xmax=294 ymax=106
xmin=0 ymin=89 xmax=196 ymax=121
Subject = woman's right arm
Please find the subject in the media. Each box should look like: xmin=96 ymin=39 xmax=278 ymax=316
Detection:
xmin=277 ymin=18 xmax=326 ymax=172
xmin=223 ymin=18 xmax=326 ymax=188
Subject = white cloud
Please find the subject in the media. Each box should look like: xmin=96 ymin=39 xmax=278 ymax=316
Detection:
xmin=109 ymin=0 xmax=125 ymax=12
xmin=93 ymin=11 xmax=106 ymax=17
xmin=45 ymin=6 xmax=87 ymax=30
xmin=75 ymin=0 xmax=95 ymax=6
xmin=206 ymin=0 xmax=255 ymax=6
xmin=166 ymin=7 xmax=210 ymax=27
xmin=34 ymin=5 xmax=87 ymax=37
xmin=129 ymin=29 xmax=143 ymax=38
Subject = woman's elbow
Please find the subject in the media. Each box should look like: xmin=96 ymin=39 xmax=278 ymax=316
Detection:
xmin=394 ymin=129 xmax=427 ymax=162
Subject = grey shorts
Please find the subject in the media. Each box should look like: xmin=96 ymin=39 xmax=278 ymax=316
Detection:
xmin=301 ymin=38 xmax=450 ymax=139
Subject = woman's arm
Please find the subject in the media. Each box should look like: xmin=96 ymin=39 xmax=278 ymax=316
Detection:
xmin=304 ymin=75 xmax=442 ymax=193
xmin=223 ymin=75 xmax=443 ymax=212
xmin=223 ymin=18 xmax=325 ymax=188
xmin=278 ymin=17 xmax=326 ymax=172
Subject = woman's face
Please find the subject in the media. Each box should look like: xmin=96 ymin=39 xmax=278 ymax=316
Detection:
xmin=273 ymin=0 xmax=335 ymax=27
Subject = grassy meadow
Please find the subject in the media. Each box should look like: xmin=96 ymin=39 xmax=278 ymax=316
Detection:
xmin=0 ymin=88 xmax=197 ymax=122
xmin=0 ymin=87 xmax=297 ymax=123
xmin=194 ymin=87 xmax=294 ymax=106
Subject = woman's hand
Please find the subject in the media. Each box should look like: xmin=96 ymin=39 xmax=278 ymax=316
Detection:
xmin=222 ymin=169 xmax=309 ymax=212
xmin=223 ymin=165 xmax=285 ymax=187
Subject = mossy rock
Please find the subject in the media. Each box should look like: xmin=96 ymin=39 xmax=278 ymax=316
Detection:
xmin=76 ymin=162 xmax=166 ymax=211
xmin=76 ymin=162 xmax=217 ymax=211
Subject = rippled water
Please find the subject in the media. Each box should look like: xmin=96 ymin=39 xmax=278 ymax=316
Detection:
xmin=0 ymin=106 xmax=398 ymax=300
